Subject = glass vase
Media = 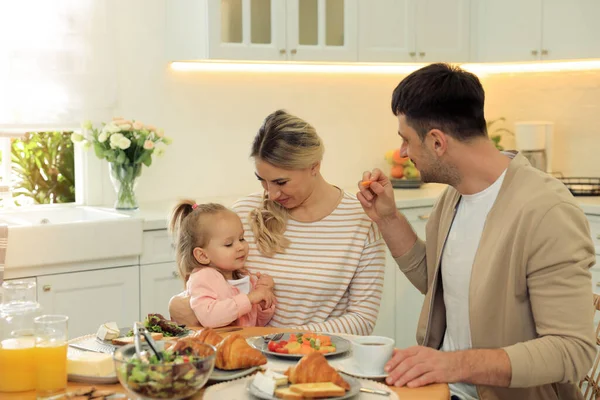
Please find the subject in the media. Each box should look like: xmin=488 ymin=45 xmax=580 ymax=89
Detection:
xmin=108 ymin=162 xmax=142 ymax=210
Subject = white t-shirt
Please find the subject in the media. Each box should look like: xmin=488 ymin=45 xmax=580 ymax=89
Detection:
xmin=440 ymin=170 xmax=506 ymax=400
xmin=228 ymin=275 xmax=251 ymax=295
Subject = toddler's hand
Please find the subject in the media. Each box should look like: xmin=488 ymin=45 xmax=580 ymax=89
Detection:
xmin=248 ymin=287 xmax=276 ymax=309
xmin=255 ymin=272 xmax=275 ymax=290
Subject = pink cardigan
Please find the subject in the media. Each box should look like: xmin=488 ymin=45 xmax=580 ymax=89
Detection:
xmin=187 ymin=267 xmax=275 ymax=328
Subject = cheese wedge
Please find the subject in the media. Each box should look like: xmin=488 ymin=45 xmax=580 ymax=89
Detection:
xmin=67 ymin=352 xmax=115 ymax=377
xmin=289 ymin=382 xmax=345 ymax=398
xmin=265 ymin=369 xmax=289 ymax=387
xmin=252 ymin=372 xmax=276 ymax=396
xmin=96 ymin=322 xmax=120 ymax=341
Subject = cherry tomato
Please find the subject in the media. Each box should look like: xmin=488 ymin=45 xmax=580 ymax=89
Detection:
xmin=268 ymin=341 xmax=278 ymax=352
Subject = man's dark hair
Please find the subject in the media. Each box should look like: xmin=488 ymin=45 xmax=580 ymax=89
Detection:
xmin=391 ymin=63 xmax=487 ymax=141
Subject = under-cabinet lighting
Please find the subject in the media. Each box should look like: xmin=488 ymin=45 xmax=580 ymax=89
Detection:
xmin=170 ymin=61 xmax=425 ymax=74
xmin=171 ymin=59 xmax=600 ymax=75
xmin=461 ymin=59 xmax=600 ymax=74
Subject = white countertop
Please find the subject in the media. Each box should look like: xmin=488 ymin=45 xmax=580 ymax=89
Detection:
xmin=128 ymin=183 xmax=600 ymax=231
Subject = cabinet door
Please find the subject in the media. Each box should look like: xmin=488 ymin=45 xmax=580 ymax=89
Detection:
xmin=37 ymin=267 xmax=140 ymax=339
xmin=415 ymin=0 xmax=470 ymax=62
xmin=371 ymin=250 xmax=397 ymax=340
xmin=542 ymin=0 xmax=600 ymax=60
xmin=394 ymin=207 xmax=430 ymax=349
xmin=472 ymin=0 xmax=542 ymax=62
xmin=357 ymin=0 xmax=415 ymax=62
xmin=208 ymin=0 xmax=287 ymax=60
xmin=286 ymin=0 xmax=358 ymax=61
xmin=140 ymin=263 xmax=185 ymax=319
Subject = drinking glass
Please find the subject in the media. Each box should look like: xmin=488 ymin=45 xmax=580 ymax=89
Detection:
xmin=34 ymin=315 xmax=68 ymax=399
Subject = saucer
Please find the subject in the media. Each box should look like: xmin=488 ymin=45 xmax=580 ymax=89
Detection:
xmin=335 ymin=359 xmax=389 ymax=380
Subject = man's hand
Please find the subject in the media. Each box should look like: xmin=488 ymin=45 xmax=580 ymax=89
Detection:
xmin=356 ymin=168 xmax=399 ymax=224
xmin=385 ymin=346 xmax=512 ymax=388
xmin=385 ymin=346 xmax=464 ymax=388
xmin=255 ymin=272 xmax=275 ymax=290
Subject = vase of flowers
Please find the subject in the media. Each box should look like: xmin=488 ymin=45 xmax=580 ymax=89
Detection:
xmin=72 ymin=118 xmax=171 ymax=210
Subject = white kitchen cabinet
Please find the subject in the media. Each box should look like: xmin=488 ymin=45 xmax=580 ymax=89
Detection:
xmin=358 ymin=0 xmax=470 ymax=63
xmin=167 ymin=0 xmax=358 ymax=62
xmin=473 ymin=0 xmax=600 ymax=62
xmin=371 ymin=205 xmax=431 ymax=346
xmin=471 ymin=0 xmax=541 ymax=62
xmin=37 ymin=266 xmax=139 ymax=339
xmin=140 ymin=262 xmax=185 ymax=319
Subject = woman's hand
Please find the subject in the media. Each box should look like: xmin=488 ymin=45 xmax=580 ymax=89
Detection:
xmin=357 ymin=168 xmax=399 ymax=224
xmin=248 ymin=287 xmax=277 ymax=309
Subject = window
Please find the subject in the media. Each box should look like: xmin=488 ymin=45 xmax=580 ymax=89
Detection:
xmin=0 ymin=1 xmax=117 ymax=206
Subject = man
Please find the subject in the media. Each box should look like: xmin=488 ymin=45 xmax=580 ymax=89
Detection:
xmin=357 ymin=63 xmax=596 ymax=400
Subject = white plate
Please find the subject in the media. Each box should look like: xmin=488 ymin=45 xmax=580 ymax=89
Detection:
xmin=336 ymin=359 xmax=388 ymax=380
xmin=247 ymin=332 xmax=351 ymax=359
xmin=203 ymin=375 xmax=399 ymax=400
xmin=210 ymin=366 xmax=260 ymax=382
xmin=247 ymin=375 xmax=360 ymax=400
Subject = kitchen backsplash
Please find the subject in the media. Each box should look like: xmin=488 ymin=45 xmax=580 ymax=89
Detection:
xmin=102 ymin=0 xmax=600 ymax=205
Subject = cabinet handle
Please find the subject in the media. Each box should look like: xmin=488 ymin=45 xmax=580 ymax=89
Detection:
xmin=596 ymin=234 xmax=600 ymax=240
xmin=541 ymin=49 xmax=549 ymax=56
xmin=172 ymin=271 xmax=179 ymax=278
xmin=419 ymin=52 xmax=426 ymax=57
xmin=596 ymin=282 xmax=600 ymax=287
xmin=290 ymin=49 xmax=297 ymax=55
xmin=418 ymin=214 xmax=430 ymax=221
xmin=279 ymin=49 xmax=286 ymax=54
xmin=531 ymin=50 xmax=539 ymax=56
xmin=409 ymin=52 xmax=416 ymax=57
xmin=43 ymin=284 xmax=51 ymax=292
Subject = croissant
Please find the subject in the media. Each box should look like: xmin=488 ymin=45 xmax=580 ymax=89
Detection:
xmin=285 ymin=352 xmax=350 ymax=390
xmin=215 ymin=333 xmax=267 ymax=370
xmin=193 ymin=328 xmax=224 ymax=347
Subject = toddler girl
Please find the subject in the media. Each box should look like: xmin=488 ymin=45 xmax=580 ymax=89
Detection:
xmin=169 ymin=200 xmax=276 ymax=328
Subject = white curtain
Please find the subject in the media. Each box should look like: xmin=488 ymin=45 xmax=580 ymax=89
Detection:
xmin=0 ymin=0 xmax=117 ymax=128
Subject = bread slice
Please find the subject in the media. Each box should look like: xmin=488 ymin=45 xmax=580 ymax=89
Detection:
xmin=289 ymin=382 xmax=345 ymax=398
xmin=274 ymin=387 xmax=304 ymax=399
xmin=111 ymin=332 xmax=163 ymax=345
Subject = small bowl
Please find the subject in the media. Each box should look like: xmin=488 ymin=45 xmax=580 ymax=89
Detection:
xmin=113 ymin=342 xmax=216 ymax=400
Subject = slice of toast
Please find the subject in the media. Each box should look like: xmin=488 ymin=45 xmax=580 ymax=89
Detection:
xmin=274 ymin=387 xmax=304 ymax=400
xmin=111 ymin=332 xmax=163 ymax=345
xmin=289 ymin=382 xmax=345 ymax=398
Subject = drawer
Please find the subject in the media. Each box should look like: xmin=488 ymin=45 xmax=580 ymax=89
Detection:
xmin=400 ymin=206 xmax=433 ymax=223
xmin=140 ymin=230 xmax=175 ymax=265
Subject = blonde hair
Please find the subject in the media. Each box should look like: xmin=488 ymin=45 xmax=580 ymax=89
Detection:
xmin=168 ymin=201 xmax=245 ymax=284
xmin=249 ymin=109 xmax=325 ymax=256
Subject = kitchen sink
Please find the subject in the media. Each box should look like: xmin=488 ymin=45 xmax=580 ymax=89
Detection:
xmin=0 ymin=206 xmax=143 ymax=269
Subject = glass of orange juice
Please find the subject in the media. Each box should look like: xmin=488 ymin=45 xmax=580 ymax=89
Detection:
xmin=34 ymin=315 xmax=68 ymax=399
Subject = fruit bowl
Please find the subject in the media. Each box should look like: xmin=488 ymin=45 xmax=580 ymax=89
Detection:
xmin=113 ymin=342 xmax=216 ymax=399
xmin=391 ymin=178 xmax=423 ymax=189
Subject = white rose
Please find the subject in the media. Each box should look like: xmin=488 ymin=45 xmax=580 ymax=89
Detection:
xmin=70 ymin=133 xmax=84 ymax=142
xmin=107 ymin=123 xmax=121 ymax=133
xmin=119 ymin=123 xmax=132 ymax=131
xmin=82 ymin=140 xmax=91 ymax=151
xmin=110 ymin=133 xmax=125 ymax=149
xmin=98 ymin=131 xmax=108 ymax=143
xmin=118 ymin=137 xmax=131 ymax=150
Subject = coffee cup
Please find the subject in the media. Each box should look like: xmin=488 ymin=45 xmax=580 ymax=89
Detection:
xmin=351 ymin=336 xmax=395 ymax=376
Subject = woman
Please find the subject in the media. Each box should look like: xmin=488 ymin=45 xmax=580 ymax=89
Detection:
xmin=170 ymin=110 xmax=385 ymax=335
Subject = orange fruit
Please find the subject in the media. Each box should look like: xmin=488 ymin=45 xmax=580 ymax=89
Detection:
xmin=391 ymin=164 xmax=404 ymax=179
xmin=392 ymin=149 xmax=409 ymax=165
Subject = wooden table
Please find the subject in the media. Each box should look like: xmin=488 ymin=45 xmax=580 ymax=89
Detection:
xmin=9 ymin=327 xmax=449 ymax=400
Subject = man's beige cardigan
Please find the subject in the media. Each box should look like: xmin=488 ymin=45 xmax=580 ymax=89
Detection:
xmin=395 ymin=152 xmax=596 ymax=400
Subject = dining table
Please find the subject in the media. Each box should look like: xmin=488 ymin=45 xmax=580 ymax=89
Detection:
xmin=9 ymin=326 xmax=450 ymax=400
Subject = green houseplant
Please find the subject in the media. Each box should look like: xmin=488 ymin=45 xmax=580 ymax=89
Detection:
xmin=72 ymin=118 xmax=171 ymax=210
xmin=487 ymin=117 xmax=513 ymax=151
xmin=10 ymin=131 xmax=76 ymax=205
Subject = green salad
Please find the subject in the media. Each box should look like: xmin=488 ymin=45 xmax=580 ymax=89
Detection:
xmin=118 ymin=350 xmax=213 ymax=399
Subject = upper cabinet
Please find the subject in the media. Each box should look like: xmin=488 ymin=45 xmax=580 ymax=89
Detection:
xmin=357 ymin=0 xmax=470 ymax=63
xmin=473 ymin=0 xmax=600 ymax=62
xmin=167 ymin=0 xmax=357 ymax=62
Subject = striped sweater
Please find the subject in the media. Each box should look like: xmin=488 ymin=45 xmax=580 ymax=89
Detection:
xmin=232 ymin=191 xmax=386 ymax=336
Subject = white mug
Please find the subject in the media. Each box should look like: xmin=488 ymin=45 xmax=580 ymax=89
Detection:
xmin=351 ymin=336 xmax=395 ymax=375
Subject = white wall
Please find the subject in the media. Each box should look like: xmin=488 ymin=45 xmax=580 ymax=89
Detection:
xmin=101 ymin=0 xmax=600 ymax=206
